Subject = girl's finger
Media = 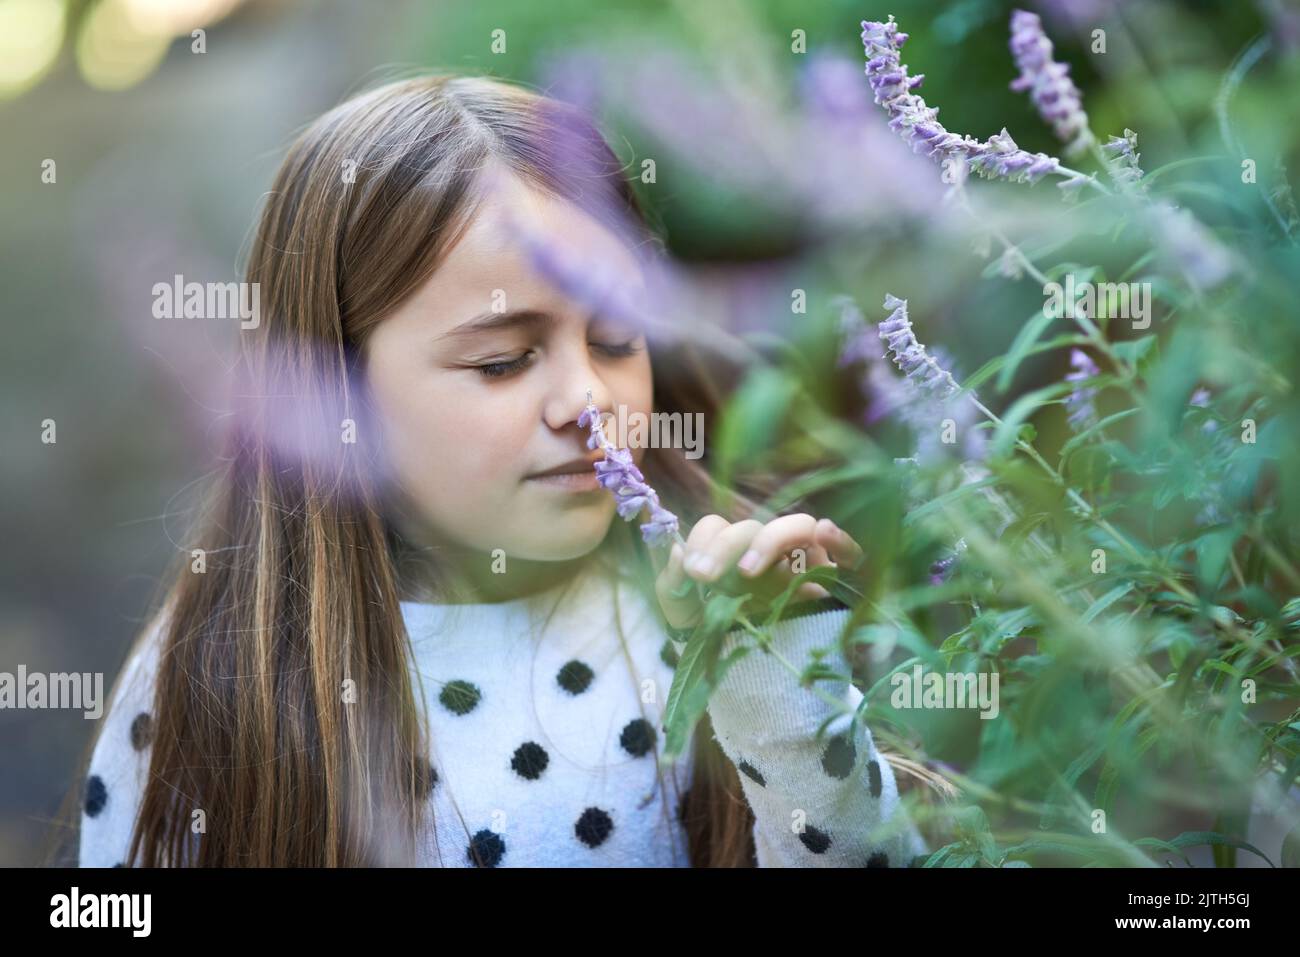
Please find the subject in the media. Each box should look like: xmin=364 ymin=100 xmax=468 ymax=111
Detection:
xmin=814 ymin=518 xmax=865 ymax=569
xmin=801 ymin=543 xmax=833 ymax=568
xmin=683 ymin=519 xmax=763 ymax=583
xmin=735 ymin=513 xmax=820 ymax=578
xmin=679 ymin=514 xmax=737 ymax=582
xmin=654 ymin=542 xmax=699 ymax=629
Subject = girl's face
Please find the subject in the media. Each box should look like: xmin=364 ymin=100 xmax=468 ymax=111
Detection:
xmin=363 ymin=169 xmax=653 ymax=564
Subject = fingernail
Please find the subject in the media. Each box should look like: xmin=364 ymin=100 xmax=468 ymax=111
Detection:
xmin=685 ymin=553 xmax=715 ymax=577
xmin=738 ymin=549 xmax=762 ymax=573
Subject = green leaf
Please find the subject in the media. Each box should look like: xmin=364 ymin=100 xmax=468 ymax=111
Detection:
xmin=1283 ymin=823 xmax=1300 ymax=868
xmin=961 ymin=334 xmax=1090 ymax=393
xmin=1194 ymin=527 xmax=1239 ymax=592
xmin=1134 ymin=837 xmax=1194 ymax=867
xmin=1002 ymin=512 xmax=1052 ymax=552
xmin=661 ymin=631 xmax=715 ymax=758
xmin=990 ymin=382 xmax=1074 ymax=459
xmin=701 ymin=590 xmax=749 ymax=635
xmin=1112 ymin=335 xmax=1157 ymax=365
xmin=1059 ymin=408 xmax=1141 ymax=465
xmin=715 ymin=368 xmax=799 ymax=477
xmin=1161 ymin=831 xmax=1275 ymax=867
xmin=997 ymin=309 xmax=1060 ymax=393
xmin=922 ymin=842 xmax=962 ymax=868
xmin=762 ymin=564 xmax=843 ymax=628
xmin=662 ymin=592 xmax=751 ymax=758
xmin=1142 ymin=155 xmax=1225 ymax=184
xmin=903 ymin=474 xmax=1001 ymax=526
xmin=1080 ymin=582 xmax=1135 ymax=624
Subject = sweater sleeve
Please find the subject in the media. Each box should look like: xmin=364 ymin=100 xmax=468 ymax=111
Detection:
xmin=79 ymin=611 xmax=167 ymax=868
xmin=694 ymin=600 xmax=929 ymax=868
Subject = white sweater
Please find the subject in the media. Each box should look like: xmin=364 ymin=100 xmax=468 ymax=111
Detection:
xmin=79 ymin=561 xmax=928 ymax=867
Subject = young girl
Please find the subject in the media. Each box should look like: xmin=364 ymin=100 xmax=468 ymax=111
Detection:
xmin=75 ymin=73 xmax=931 ymax=868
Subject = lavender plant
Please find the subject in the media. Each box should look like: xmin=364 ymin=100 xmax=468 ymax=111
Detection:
xmin=697 ymin=11 xmax=1299 ymax=868
xmin=862 ymin=16 xmax=1066 ymax=185
xmin=538 ymin=7 xmax=1300 ymax=869
xmin=1008 ymin=9 xmax=1094 ymax=157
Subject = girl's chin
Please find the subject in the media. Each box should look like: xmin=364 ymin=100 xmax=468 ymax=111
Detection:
xmin=504 ymin=506 xmax=615 ymax=561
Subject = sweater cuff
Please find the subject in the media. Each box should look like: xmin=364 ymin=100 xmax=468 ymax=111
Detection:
xmin=703 ymin=601 xmax=856 ymax=743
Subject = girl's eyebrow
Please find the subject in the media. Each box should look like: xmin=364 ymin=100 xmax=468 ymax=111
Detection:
xmin=436 ymin=308 xmax=556 ymax=341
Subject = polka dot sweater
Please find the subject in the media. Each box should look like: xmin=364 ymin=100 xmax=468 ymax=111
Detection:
xmin=79 ymin=562 xmax=927 ymax=867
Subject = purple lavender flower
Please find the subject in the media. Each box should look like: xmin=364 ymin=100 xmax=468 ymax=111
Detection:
xmin=1146 ymin=200 xmax=1235 ymax=292
xmin=504 ymin=203 xmax=648 ymax=333
xmin=579 ymin=392 xmax=680 ymax=547
xmin=861 ymin=16 xmax=1063 ymax=185
xmin=929 ymin=538 xmax=967 ymax=586
xmin=1101 ymin=128 xmax=1145 ymax=190
xmin=835 ymin=294 xmax=909 ymax=426
xmin=878 ymin=294 xmax=960 ymax=399
xmin=1032 ymin=0 xmax=1115 ymax=30
xmin=540 ymin=42 xmax=943 ymax=233
xmin=1009 ymin=9 xmax=1094 ymax=156
xmin=1063 ymin=348 xmax=1100 ymax=431
xmin=839 ymin=294 xmax=986 ymax=458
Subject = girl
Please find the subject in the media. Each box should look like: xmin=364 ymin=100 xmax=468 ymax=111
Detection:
xmin=74 ymin=73 xmax=932 ymax=867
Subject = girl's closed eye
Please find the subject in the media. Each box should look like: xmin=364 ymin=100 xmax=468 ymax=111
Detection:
xmin=474 ymin=351 xmax=535 ymax=378
xmin=471 ymin=337 xmax=644 ymax=380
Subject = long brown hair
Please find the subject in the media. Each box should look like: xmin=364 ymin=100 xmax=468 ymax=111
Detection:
xmin=58 ymin=73 xmax=933 ymax=868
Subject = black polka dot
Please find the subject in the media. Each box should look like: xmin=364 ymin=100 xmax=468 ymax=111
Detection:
xmin=416 ymin=757 xmax=439 ymax=798
xmin=737 ymin=759 xmax=766 ymax=787
xmin=510 ymin=741 xmax=549 ymax=780
xmin=821 ymin=732 xmax=856 ymax=779
xmin=556 ymin=659 xmax=594 ymax=695
xmin=129 ymin=712 xmax=154 ymax=751
xmin=659 ymin=639 xmax=679 ymax=669
xmin=439 ymin=680 xmax=481 ymax=715
xmin=619 ymin=718 xmax=656 ymax=757
xmin=575 ymin=807 xmax=614 ymax=848
xmin=866 ymin=851 xmax=890 ymax=867
xmin=799 ymin=824 xmax=832 ymax=854
xmin=84 ymin=775 xmax=107 ymax=818
xmin=867 ymin=759 xmax=882 ymax=798
xmin=467 ymin=828 xmax=505 ymax=867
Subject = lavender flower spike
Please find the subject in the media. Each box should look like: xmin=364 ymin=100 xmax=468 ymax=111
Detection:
xmin=1101 ymin=128 xmax=1145 ymax=191
xmin=579 ymin=391 xmax=680 ymax=547
xmin=1063 ymin=348 xmax=1101 ymax=432
xmin=877 ymin=294 xmax=959 ymax=399
xmin=862 ymin=16 xmax=1062 ymax=185
xmin=1008 ymin=9 xmax=1094 ymax=156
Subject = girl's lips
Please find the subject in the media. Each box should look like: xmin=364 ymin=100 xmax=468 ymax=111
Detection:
xmin=525 ymin=469 xmax=601 ymax=492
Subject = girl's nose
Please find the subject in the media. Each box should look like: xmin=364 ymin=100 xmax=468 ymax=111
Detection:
xmin=542 ymin=360 xmax=615 ymax=433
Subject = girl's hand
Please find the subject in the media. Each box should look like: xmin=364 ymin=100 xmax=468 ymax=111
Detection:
xmin=652 ymin=513 xmax=864 ymax=631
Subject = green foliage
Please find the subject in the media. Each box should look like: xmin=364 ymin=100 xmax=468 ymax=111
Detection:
xmin=652 ymin=6 xmax=1300 ymax=868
